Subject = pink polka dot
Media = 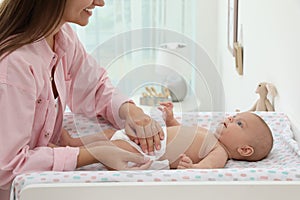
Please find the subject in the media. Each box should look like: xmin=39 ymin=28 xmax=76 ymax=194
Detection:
xmin=260 ymin=176 xmax=268 ymax=180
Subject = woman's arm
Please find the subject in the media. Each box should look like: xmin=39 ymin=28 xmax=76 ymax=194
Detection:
xmin=49 ymin=139 xmax=152 ymax=170
xmin=76 ymin=142 xmax=152 ymax=170
xmin=63 ymin=25 xmax=164 ymax=156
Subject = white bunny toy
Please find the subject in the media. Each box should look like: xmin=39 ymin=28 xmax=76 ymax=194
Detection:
xmin=249 ymin=82 xmax=277 ymax=111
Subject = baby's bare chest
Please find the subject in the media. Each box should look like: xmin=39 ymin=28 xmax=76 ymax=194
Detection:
xmin=165 ymin=126 xmax=218 ymax=163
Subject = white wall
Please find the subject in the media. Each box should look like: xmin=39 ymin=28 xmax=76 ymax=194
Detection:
xmin=194 ymin=0 xmax=222 ymax=111
xmin=195 ymin=0 xmax=218 ymax=64
xmin=216 ymin=0 xmax=300 ymax=136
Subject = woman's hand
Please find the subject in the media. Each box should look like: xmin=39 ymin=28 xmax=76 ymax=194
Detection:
xmin=77 ymin=143 xmax=152 ymax=170
xmin=97 ymin=145 xmax=153 ymax=170
xmin=119 ymin=102 xmax=164 ymax=155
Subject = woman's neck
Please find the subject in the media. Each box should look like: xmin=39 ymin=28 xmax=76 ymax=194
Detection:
xmin=46 ymin=36 xmax=55 ymax=51
xmin=46 ymin=22 xmax=64 ymax=51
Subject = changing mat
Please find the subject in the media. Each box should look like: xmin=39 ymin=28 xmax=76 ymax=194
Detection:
xmin=10 ymin=111 xmax=300 ymax=200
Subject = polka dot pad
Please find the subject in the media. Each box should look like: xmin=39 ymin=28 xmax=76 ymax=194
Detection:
xmin=11 ymin=112 xmax=300 ymax=200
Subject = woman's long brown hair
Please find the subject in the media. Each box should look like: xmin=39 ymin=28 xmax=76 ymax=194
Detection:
xmin=0 ymin=0 xmax=66 ymax=60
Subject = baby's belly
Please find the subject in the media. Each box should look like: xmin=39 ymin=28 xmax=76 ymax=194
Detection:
xmin=160 ymin=126 xmax=206 ymax=169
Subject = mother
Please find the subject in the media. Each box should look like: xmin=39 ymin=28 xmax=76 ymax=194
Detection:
xmin=0 ymin=0 xmax=164 ymax=199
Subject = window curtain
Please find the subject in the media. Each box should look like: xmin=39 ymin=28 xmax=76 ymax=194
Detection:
xmin=72 ymin=0 xmax=196 ymax=52
xmin=71 ymin=0 xmax=197 ymax=96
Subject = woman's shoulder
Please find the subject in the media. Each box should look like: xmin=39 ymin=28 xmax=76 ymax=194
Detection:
xmin=0 ymin=39 xmax=51 ymax=89
xmin=2 ymin=40 xmax=51 ymax=68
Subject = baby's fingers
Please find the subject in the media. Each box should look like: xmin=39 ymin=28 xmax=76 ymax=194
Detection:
xmin=159 ymin=101 xmax=172 ymax=107
xmin=180 ymin=156 xmax=192 ymax=163
xmin=177 ymin=160 xmax=190 ymax=169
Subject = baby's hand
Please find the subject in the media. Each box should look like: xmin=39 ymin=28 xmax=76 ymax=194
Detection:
xmin=158 ymin=101 xmax=180 ymax=126
xmin=159 ymin=101 xmax=174 ymax=110
xmin=177 ymin=154 xmax=194 ymax=169
xmin=158 ymin=101 xmax=174 ymax=121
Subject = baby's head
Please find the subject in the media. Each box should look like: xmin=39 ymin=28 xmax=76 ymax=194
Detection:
xmin=215 ymin=112 xmax=273 ymax=161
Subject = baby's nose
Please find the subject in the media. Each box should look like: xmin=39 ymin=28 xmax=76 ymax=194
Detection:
xmin=227 ymin=116 xmax=234 ymax=122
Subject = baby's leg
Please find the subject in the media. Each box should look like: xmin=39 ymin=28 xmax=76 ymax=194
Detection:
xmin=60 ymin=128 xmax=116 ymax=147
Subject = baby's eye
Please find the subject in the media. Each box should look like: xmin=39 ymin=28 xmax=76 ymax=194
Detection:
xmin=236 ymin=121 xmax=243 ymax=127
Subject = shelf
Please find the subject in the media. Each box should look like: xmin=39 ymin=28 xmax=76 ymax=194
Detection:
xmin=131 ymin=95 xmax=199 ymax=114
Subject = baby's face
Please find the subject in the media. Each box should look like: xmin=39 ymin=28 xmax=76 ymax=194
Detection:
xmin=215 ymin=112 xmax=264 ymax=149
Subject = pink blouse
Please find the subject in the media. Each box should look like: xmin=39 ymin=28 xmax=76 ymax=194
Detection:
xmin=0 ymin=24 xmax=129 ymax=192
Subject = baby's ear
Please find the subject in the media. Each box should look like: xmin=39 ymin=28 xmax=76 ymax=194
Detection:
xmin=237 ymin=145 xmax=254 ymax=157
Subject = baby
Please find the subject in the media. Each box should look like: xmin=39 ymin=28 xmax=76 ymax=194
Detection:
xmin=60 ymin=102 xmax=273 ymax=169
xmin=155 ymin=102 xmax=273 ymax=169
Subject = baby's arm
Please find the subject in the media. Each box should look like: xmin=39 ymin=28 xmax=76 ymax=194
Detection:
xmin=159 ymin=102 xmax=180 ymax=126
xmin=177 ymin=146 xmax=228 ymax=169
xmin=192 ymin=146 xmax=228 ymax=169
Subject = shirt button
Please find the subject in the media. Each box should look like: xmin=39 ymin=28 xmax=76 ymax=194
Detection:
xmin=45 ymin=132 xmax=50 ymax=137
xmin=37 ymin=99 xmax=42 ymax=104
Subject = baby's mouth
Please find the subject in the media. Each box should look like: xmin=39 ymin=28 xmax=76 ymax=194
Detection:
xmin=214 ymin=122 xmax=225 ymax=138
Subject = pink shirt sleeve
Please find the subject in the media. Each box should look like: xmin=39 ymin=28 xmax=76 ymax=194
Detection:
xmin=0 ymin=56 xmax=79 ymax=190
xmin=63 ymin=25 xmax=129 ymax=128
xmin=0 ymin=24 xmax=127 ymax=191
xmin=52 ymin=146 xmax=79 ymax=171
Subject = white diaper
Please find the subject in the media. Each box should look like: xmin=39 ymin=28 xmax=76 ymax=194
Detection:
xmin=111 ymin=127 xmax=169 ymax=170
